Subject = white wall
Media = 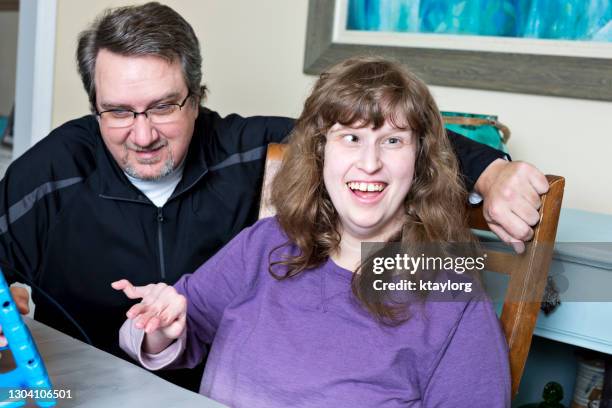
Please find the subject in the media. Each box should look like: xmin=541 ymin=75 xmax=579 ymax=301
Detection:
xmin=52 ymin=0 xmax=314 ymax=122
xmin=0 ymin=11 xmax=19 ymax=115
xmin=51 ymin=0 xmax=612 ymax=214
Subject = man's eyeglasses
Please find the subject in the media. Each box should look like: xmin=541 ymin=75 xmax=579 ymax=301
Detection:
xmin=96 ymin=92 xmax=192 ymax=128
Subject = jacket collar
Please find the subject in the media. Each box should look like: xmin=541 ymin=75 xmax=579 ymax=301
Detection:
xmin=94 ymin=111 xmax=209 ymax=202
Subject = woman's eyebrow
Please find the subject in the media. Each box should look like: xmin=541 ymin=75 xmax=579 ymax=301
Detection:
xmin=330 ymin=124 xmax=362 ymax=132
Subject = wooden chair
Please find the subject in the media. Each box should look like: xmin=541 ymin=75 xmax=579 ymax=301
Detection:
xmin=259 ymin=143 xmax=565 ymax=397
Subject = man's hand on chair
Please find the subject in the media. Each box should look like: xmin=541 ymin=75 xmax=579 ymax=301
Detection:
xmin=0 ymin=286 xmax=30 ymax=347
xmin=475 ymin=159 xmax=550 ymax=254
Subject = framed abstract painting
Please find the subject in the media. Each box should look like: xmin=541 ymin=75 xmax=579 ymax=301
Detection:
xmin=304 ymin=0 xmax=612 ymax=100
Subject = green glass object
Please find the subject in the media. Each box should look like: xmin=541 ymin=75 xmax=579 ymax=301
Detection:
xmin=518 ymin=381 xmax=566 ymax=408
xmin=442 ymin=111 xmax=509 ymax=153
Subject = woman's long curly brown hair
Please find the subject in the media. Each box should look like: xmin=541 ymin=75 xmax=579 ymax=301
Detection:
xmin=269 ymin=57 xmax=475 ymax=324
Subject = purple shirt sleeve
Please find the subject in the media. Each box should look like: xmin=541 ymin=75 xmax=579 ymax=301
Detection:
xmin=119 ymin=319 xmax=188 ymax=370
xmin=422 ymin=299 xmax=511 ymax=407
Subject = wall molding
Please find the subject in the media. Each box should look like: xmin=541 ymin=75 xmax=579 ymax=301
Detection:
xmin=13 ymin=0 xmax=57 ymax=160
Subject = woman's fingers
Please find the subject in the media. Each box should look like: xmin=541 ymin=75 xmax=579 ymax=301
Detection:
xmin=162 ymin=313 xmax=186 ymax=339
xmin=139 ymin=283 xmax=167 ymax=306
xmin=157 ymin=287 xmax=186 ymax=322
xmin=144 ymin=316 xmax=161 ymax=333
xmin=134 ymin=309 xmax=159 ymax=331
xmin=114 ymin=280 xmax=186 ymax=336
xmin=126 ymin=302 xmax=148 ymax=319
xmin=145 ymin=288 xmax=187 ymax=334
xmin=112 ymin=279 xmax=147 ymax=299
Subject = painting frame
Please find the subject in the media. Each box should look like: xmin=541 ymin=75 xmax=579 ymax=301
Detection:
xmin=304 ymin=0 xmax=612 ymax=101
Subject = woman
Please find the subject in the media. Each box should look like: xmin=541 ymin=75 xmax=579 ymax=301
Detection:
xmin=115 ymin=57 xmax=510 ymax=407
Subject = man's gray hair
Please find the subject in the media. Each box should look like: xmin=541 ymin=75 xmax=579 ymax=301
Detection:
xmin=77 ymin=2 xmax=207 ymax=112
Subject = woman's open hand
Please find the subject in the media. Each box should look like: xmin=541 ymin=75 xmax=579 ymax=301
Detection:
xmin=112 ymin=279 xmax=187 ymax=343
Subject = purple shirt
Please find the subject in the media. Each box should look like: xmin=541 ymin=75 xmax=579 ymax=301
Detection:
xmin=120 ymin=217 xmax=510 ymax=407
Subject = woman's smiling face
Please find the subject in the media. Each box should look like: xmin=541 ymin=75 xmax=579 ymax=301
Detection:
xmin=323 ymin=120 xmax=417 ymax=243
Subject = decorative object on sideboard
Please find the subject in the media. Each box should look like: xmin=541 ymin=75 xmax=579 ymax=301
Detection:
xmin=571 ymin=355 xmax=605 ymax=408
xmin=519 ymin=381 xmax=566 ymax=408
xmin=441 ymin=111 xmax=509 ymax=153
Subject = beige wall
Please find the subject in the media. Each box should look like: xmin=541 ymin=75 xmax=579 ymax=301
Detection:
xmin=52 ymin=0 xmax=612 ymax=214
xmin=0 ymin=11 xmax=19 ymax=115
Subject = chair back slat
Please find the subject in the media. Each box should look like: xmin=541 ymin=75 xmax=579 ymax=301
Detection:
xmin=494 ymin=175 xmax=564 ymax=396
xmin=480 ymin=251 xmax=516 ymax=275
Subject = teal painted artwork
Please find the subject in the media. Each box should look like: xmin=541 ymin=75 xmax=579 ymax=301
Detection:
xmin=347 ymin=0 xmax=612 ymax=41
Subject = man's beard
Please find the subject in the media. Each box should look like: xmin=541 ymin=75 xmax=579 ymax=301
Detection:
xmin=122 ymin=142 xmax=175 ymax=181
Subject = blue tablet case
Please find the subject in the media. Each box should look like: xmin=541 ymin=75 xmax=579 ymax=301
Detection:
xmin=0 ymin=270 xmax=55 ymax=407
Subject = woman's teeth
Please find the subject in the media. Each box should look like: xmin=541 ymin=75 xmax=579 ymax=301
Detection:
xmin=347 ymin=182 xmax=386 ymax=192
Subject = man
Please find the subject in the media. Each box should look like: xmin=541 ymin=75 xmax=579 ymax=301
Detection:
xmin=0 ymin=2 xmax=547 ymax=391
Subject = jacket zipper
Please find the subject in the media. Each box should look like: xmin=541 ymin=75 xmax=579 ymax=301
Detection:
xmin=157 ymin=207 xmax=166 ymax=280
xmin=99 ymin=194 xmax=166 ymax=280
xmin=153 ymin=172 xmax=207 ymax=280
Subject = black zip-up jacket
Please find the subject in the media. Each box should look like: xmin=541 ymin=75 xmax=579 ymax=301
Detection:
xmin=0 ymin=107 xmax=503 ymax=387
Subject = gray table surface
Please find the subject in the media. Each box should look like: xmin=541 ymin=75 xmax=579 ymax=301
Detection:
xmin=3 ymin=318 xmax=226 ymax=407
